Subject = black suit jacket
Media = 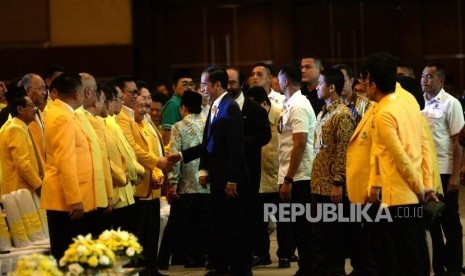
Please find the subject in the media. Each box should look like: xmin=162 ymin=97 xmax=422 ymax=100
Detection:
xmin=242 ymin=97 xmax=271 ymax=193
xmin=182 ymin=94 xmax=250 ymax=194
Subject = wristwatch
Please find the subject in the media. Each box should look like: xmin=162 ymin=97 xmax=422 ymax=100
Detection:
xmin=284 ymin=176 xmax=293 ymax=184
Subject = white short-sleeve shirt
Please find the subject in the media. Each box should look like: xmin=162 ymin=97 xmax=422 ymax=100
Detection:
xmin=422 ymin=88 xmax=465 ymax=174
xmin=278 ymin=90 xmax=316 ymax=183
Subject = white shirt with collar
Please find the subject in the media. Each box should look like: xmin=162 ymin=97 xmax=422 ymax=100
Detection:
xmin=210 ymin=91 xmax=228 ymax=123
xmin=422 ymin=88 xmax=464 ymax=174
xmin=268 ymin=88 xmax=286 ymax=109
xmin=234 ymin=92 xmax=245 ymax=111
xmin=278 ymin=90 xmax=316 ymax=183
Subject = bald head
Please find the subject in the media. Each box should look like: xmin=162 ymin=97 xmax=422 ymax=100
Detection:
xmin=20 ymin=73 xmax=46 ymax=106
xmin=79 ymin=72 xmax=97 ymax=108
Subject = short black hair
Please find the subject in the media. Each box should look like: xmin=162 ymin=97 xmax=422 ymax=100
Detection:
xmin=98 ymin=83 xmax=116 ymax=102
xmin=252 ymin=63 xmax=273 ymax=75
xmin=42 ymin=65 xmax=65 ymax=80
xmin=332 ymin=63 xmax=354 ymax=79
xmin=321 ymin=68 xmax=345 ymax=95
xmin=226 ymin=66 xmax=246 ymax=86
xmin=425 ymin=62 xmax=446 ymax=80
xmin=5 ymin=87 xmax=28 ymax=117
xmin=204 ymin=66 xmax=228 ymax=89
xmin=136 ymin=80 xmax=150 ymax=91
xmin=151 ymin=92 xmax=168 ymax=106
xmin=245 ymin=86 xmax=271 ymax=106
xmin=279 ymin=63 xmax=302 ymax=86
xmin=112 ymin=76 xmax=135 ymax=91
xmin=361 ymin=52 xmax=397 ymax=94
xmin=301 ymin=53 xmax=324 ymax=68
xmin=52 ymin=72 xmax=82 ymax=96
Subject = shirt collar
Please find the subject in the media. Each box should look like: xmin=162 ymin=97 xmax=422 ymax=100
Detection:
xmin=212 ymin=91 xmax=228 ymax=108
xmin=424 ymin=88 xmax=445 ymax=103
xmin=322 ymin=98 xmax=344 ymax=113
xmin=284 ymin=90 xmax=303 ymax=108
xmin=234 ymin=92 xmax=245 ymax=110
xmin=122 ymin=105 xmax=135 ymax=119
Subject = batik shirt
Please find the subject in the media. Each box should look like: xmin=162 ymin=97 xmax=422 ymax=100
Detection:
xmin=311 ymin=99 xmax=355 ymax=196
xmin=168 ymin=113 xmax=209 ymax=194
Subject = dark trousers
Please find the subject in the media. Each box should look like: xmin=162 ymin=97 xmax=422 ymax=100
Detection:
xmin=290 ymin=180 xmax=312 ymax=274
xmin=47 ymin=210 xmax=95 ymax=261
xmin=132 ymin=198 xmax=161 ymax=274
xmin=184 ymin=193 xmax=211 ymax=263
xmin=254 ymin=192 xmax=294 ymax=259
xmin=158 ymin=193 xmax=211 ymax=266
xmin=345 ymin=204 xmax=377 ymax=276
xmin=109 ymin=204 xmax=134 ymax=232
xmin=310 ymin=194 xmax=346 ymax=276
xmin=430 ymin=174 xmax=463 ymax=274
xmin=158 ymin=195 xmax=188 ymax=266
xmin=210 ymin=189 xmax=252 ymax=275
xmin=370 ymin=204 xmax=428 ymax=276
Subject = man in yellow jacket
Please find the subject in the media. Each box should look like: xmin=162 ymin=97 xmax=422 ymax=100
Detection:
xmin=116 ymin=76 xmax=171 ymax=276
xmin=76 ymin=73 xmax=113 ymax=235
xmin=362 ymin=53 xmax=432 ymax=275
xmin=0 ymin=89 xmax=42 ymax=196
xmin=41 ymin=73 xmax=96 ymax=261
xmin=105 ymin=84 xmax=145 ymax=231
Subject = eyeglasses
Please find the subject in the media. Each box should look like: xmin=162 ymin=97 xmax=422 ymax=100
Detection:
xmin=180 ymin=81 xmax=195 ymax=88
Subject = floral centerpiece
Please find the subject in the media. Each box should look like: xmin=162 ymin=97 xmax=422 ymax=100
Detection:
xmin=97 ymin=228 xmax=142 ymax=260
xmin=97 ymin=228 xmax=143 ymax=272
xmin=14 ymin=253 xmax=63 ymax=276
xmin=58 ymin=234 xmax=115 ymax=274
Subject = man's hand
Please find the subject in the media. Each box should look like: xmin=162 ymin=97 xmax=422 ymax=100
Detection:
xmin=152 ymin=175 xmax=164 ymax=189
xmin=169 ymin=184 xmax=180 ymax=201
xmin=369 ymin=186 xmax=381 ymax=203
xmin=331 ymin=185 xmax=343 ymax=203
xmin=104 ymin=198 xmax=113 ymax=214
xmin=279 ymin=183 xmax=292 ymax=202
xmin=199 ymin=175 xmax=209 ymax=188
xmin=447 ymin=174 xmax=460 ymax=193
xmin=157 ymin=156 xmax=174 ymax=172
xmin=167 ymin=153 xmax=182 ymax=164
xmin=225 ymin=183 xmax=238 ymax=198
xmin=425 ymin=190 xmax=439 ymax=202
xmin=69 ymin=202 xmax=84 ymax=220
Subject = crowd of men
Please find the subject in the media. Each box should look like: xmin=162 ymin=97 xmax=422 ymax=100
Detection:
xmin=0 ymin=51 xmax=464 ymax=276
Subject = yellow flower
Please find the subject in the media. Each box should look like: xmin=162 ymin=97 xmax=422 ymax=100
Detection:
xmin=87 ymin=255 xmax=99 ymax=267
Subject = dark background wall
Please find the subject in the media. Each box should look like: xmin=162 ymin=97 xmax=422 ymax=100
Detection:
xmin=1 ymin=0 xmax=464 ymax=94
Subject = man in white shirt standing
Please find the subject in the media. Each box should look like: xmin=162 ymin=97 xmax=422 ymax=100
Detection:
xmin=421 ymin=62 xmax=464 ymax=276
xmin=277 ymin=63 xmax=316 ymax=276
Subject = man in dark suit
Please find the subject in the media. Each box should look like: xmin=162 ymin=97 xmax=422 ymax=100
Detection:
xmin=227 ymin=67 xmax=272 ymax=266
xmin=169 ymin=66 xmax=252 ymax=276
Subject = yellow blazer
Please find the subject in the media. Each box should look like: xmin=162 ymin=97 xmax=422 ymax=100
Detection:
xmin=0 ymin=117 xmax=42 ymax=195
xmin=41 ymin=100 xmax=96 ymax=212
xmin=117 ymin=107 xmax=161 ymax=198
xmin=75 ymin=107 xmax=113 ymax=207
xmin=104 ymin=115 xmax=145 ymax=182
xmin=346 ymin=104 xmax=376 ymax=204
xmin=369 ymin=93 xmax=426 ymax=206
xmin=28 ymin=110 xmax=45 ymax=165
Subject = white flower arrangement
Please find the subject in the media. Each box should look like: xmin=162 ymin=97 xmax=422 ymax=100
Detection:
xmin=14 ymin=253 xmax=63 ymax=276
xmin=97 ymin=228 xmax=142 ymax=260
